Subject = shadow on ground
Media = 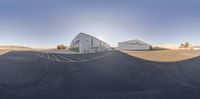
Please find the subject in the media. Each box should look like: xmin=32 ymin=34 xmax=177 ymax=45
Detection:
xmin=0 ymin=51 xmax=200 ymax=99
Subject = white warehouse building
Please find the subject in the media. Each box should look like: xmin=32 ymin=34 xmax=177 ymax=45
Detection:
xmin=70 ymin=33 xmax=111 ymax=53
xmin=118 ymin=39 xmax=151 ymax=51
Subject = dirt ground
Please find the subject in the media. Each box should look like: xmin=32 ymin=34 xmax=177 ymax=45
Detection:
xmin=0 ymin=47 xmax=42 ymax=55
xmin=0 ymin=50 xmax=10 ymax=55
xmin=123 ymin=50 xmax=200 ymax=62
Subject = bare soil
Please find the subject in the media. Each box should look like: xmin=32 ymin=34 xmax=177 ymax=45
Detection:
xmin=123 ymin=50 xmax=200 ymax=62
xmin=0 ymin=50 xmax=10 ymax=55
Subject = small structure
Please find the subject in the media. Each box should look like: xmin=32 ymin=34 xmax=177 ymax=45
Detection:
xmin=70 ymin=33 xmax=111 ymax=53
xmin=191 ymin=46 xmax=200 ymax=50
xmin=118 ymin=39 xmax=151 ymax=51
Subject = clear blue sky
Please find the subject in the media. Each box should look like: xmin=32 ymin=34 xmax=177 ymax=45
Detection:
xmin=0 ymin=0 xmax=200 ymax=48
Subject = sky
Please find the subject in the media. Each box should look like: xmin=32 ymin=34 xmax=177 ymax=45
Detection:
xmin=0 ymin=0 xmax=200 ymax=48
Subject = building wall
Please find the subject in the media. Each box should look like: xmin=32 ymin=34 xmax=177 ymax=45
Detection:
xmin=118 ymin=42 xmax=150 ymax=51
xmin=70 ymin=34 xmax=81 ymax=52
xmin=70 ymin=33 xmax=111 ymax=53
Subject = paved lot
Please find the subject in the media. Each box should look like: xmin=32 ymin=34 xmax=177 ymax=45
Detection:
xmin=0 ymin=51 xmax=200 ymax=99
xmin=36 ymin=51 xmax=114 ymax=62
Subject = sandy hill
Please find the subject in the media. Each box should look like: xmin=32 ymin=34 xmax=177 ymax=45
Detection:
xmin=0 ymin=45 xmax=32 ymax=50
xmin=152 ymin=44 xmax=180 ymax=50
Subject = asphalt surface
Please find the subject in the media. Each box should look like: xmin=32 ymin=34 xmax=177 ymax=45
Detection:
xmin=0 ymin=51 xmax=200 ymax=99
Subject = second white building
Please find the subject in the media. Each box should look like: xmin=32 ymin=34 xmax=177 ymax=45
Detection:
xmin=118 ymin=39 xmax=151 ymax=51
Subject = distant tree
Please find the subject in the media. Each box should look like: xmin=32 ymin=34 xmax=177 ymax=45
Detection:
xmin=180 ymin=43 xmax=184 ymax=48
xmin=61 ymin=44 xmax=67 ymax=49
xmin=57 ymin=44 xmax=67 ymax=50
xmin=180 ymin=42 xmax=191 ymax=48
xmin=57 ymin=45 xmax=61 ymax=50
xmin=185 ymin=42 xmax=190 ymax=48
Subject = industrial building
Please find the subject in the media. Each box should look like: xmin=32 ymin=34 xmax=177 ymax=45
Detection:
xmin=70 ymin=33 xmax=111 ymax=53
xmin=118 ymin=39 xmax=151 ymax=51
